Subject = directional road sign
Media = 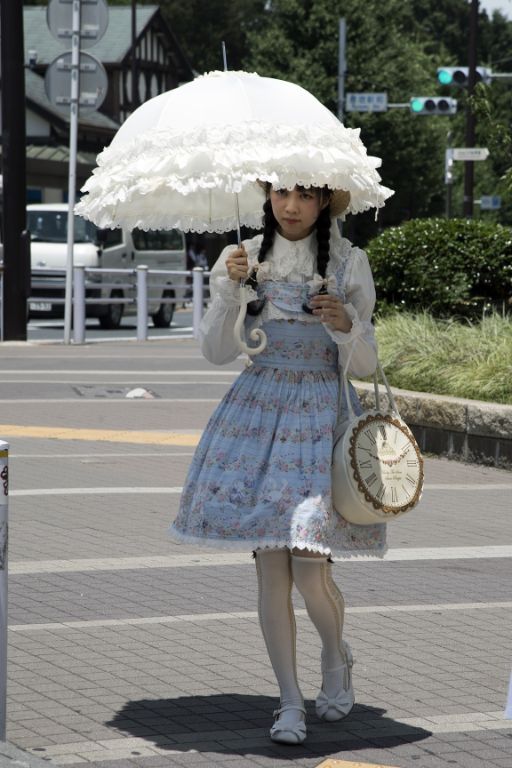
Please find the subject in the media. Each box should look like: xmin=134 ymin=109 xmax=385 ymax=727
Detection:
xmin=345 ymin=92 xmax=388 ymax=112
xmin=452 ymin=147 xmax=489 ymax=161
xmin=480 ymin=195 xmax=502 ymax=210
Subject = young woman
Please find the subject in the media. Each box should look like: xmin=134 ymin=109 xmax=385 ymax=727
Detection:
xmin=170 ymin=183 xmax=386 ymax=745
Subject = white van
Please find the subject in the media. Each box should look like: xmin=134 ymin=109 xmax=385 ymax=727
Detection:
xmin=27 ymin=203 xmax=187 ymax=329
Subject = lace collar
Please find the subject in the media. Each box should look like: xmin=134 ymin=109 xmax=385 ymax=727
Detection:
xmin=257 ymin=231 xmax=317 ymax=281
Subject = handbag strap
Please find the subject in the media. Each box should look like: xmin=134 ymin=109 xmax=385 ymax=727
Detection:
xmin=341 ymin=340 xmax=400 ymax=421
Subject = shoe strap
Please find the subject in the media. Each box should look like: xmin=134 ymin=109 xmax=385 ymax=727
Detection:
xmin=273 ymin=704 xmax=306 ymax=717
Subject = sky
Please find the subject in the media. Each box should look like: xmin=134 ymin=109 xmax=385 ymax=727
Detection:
xmin=479 ymin=0 xmax=512 ymax=18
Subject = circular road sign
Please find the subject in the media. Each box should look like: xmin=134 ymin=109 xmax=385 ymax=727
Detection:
xmin=47 ymin=0 xmax=109 ymax=49
xmin=45 ymin=51 xmax=108 ymax=116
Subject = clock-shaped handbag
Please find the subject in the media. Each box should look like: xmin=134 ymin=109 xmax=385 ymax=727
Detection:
xmin=332 ymin=356 xmax=424 ymax=525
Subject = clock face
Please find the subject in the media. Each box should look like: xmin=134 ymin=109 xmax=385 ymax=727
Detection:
xmin=350 ymin=414 xmax=423 ymax=514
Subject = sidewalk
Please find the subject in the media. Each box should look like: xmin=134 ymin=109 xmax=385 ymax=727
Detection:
xmin=1 ymin=339 xmax=511 ymax=768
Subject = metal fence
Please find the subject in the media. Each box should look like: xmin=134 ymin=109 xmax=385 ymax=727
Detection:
xmin=72 ymin=265 xmax=210 ymax=343
xmin=2 ymin=265 xmax=212 ymax=343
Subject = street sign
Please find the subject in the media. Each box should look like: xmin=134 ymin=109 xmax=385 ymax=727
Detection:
xmin=45 ymin=52 xmax=108 ymax=115
xmin=47 ymin=0 xmax=109 ymax=49
xmin=452 ymin=147 xmax=489 ymax=161
xmin=480 ymin=195 xmax=502 ymax=210
xmin=345 ymin=92 xmax=388 ymax=112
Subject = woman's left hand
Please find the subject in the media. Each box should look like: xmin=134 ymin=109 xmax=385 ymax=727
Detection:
xmin=310 ymin=294 xmax=353 ymax=333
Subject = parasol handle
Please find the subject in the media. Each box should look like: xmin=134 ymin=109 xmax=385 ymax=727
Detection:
xmin=233 ymin=283 xmax=267 ymax=356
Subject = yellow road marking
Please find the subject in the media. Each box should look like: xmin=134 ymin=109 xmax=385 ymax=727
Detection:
xmin=316 ymin=761 xmax=399 ymax=768
xmin=0 ymin=424 xmax=201 ymax=446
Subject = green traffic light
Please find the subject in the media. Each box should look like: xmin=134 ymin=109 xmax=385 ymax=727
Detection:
xmin=438 ymin=69 xmax=453 ymax=85
xmin=410 ymin=98 xmax=424 ymax=113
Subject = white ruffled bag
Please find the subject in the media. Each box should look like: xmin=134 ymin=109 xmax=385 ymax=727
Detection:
xmin=332 ymin=345 xmax=424 ymax=525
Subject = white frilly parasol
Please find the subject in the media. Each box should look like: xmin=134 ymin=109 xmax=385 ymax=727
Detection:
xmin=76 ymin=70 xmax=393 ymax=353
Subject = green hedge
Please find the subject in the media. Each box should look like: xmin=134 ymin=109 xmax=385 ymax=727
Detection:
xmin=366 ymin=218 xmax=512 ymax=318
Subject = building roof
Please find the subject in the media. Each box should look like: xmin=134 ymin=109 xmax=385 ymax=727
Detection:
xmin=24 ymin=4 xmax=160 ymax=66
xmin=25 ymin=69 xmax=119 ymax=132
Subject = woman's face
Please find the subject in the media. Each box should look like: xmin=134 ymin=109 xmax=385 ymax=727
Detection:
xmin=269 ymin=186 xmax=328 ymax=241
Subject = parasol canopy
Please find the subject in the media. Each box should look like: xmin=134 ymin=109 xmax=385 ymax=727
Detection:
xmin=75 ymin=70 xmax=393 ymax=233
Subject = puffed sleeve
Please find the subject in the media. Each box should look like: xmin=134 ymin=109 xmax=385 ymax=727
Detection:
xmin=324 ymin=246 xmax=378 ymax=378
xmin=198 ymin=244 xmax=243 ymax=364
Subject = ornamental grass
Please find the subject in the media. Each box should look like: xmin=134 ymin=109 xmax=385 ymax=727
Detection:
xmin=374 ymin=311 xmax=512 ymax=405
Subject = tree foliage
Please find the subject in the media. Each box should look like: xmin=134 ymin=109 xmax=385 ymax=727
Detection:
xmin=24 ymin=0 xmax=512 ymax=236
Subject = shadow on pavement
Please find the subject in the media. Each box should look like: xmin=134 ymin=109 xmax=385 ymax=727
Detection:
xmin=107 ymin=694 xmax=432 ymax=758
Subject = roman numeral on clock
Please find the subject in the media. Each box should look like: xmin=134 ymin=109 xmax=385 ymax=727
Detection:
xmin=378 ymin=425 xmax=387 ymax=441
xmin=365 ymin=472 xmax=378 ymax=487
xmin=359 ymin=459 xmax=372 ymax=469
xmin=407 ymin=459 xmax=418 ymax=467
xmin=406 ymin=474 xmax=416 ymax=486
xmin=364 ymin=429 xmax=376 ymax=445
xmin=376 ymin=484 xmax=385 ymax=501
xmin=391 ymin=487 xmax=398 ymax=503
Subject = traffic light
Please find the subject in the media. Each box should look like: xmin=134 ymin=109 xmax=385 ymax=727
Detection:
xmin=437 ymin=67 xmax=492 ymax=86
xmin=409 ymin=97 xmax=457 ymax=116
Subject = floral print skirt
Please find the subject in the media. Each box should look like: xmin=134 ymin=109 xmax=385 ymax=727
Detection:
xmin=169 ymin=321 xmax=386 ymax=557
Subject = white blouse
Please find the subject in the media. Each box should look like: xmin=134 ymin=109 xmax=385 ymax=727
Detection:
xmin=199 ymin=225 xmax=378 ymax=378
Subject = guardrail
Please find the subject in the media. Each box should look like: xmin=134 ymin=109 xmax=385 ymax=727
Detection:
xmin=71 ymin=265 xmax=211 ymax=343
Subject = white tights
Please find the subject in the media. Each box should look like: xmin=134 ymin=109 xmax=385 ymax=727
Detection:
xmin=255 ymin=548 xmax=346 ymax=706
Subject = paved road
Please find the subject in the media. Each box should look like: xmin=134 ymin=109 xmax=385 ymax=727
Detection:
xmin=26 ymin=307 xmax=195 ymax=343
xmin=1 ymin=339 xmax=511 ymax=768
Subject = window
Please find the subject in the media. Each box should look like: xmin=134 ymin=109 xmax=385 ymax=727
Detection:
xmin=131 ymin=228 xmax=183 ymax=251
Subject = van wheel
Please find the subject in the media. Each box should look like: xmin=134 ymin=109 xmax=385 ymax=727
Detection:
xmin=99 ymin=290 xmax=124 ymax=329
xmin=152 ymin=289 xmax=175 ymax=328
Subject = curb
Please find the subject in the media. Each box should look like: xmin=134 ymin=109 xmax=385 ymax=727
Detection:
xmin=354 ymin=381 xmax=512 ymax=470
xmin=0 ymin=743 xmax=55 ymax=768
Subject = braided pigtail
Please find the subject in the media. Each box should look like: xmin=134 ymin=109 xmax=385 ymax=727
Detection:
xmin=302 ymin=199 xmax=332 ymax=313
xmin=315 ymin=204 xmax=331 ymax=279
xmin=246 ymin=198 xmax=277 ymax=315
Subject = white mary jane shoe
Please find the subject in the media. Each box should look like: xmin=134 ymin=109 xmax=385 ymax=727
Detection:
xmin=315 ymin=640 xmax=355 ymax=722
xmin=270 ymin=704 xmax=307 ymax=745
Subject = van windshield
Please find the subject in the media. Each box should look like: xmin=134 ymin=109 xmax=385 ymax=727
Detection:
xmin=27 ymin=211 xmax=100 ymax=244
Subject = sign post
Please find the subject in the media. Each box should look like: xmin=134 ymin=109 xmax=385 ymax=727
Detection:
xmin=45 ymin=0 xmax=108 ymax=344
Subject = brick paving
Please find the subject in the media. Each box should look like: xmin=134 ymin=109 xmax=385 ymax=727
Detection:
xmin=1 ymin=339 xmax=511 ymax=768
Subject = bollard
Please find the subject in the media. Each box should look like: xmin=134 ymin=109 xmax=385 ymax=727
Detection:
xmin=73 ymin=265 xmax=86 ymax=344
xmin=192 ymin=267 xmax=204 ymax=339
xmin=0 ymin=441 xmax=9 ymax=742
xmin=136 ymin=265 xmax=148 ymax=342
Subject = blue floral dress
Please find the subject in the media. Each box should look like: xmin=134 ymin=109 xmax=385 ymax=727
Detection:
xmin=170 ymin=273 xmax=386 ymax=557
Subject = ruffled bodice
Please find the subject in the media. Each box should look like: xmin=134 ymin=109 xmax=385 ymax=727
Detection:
xmin=199 ymin=225 xmax=378 ymax=378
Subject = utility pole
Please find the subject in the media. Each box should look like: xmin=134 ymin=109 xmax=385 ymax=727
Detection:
xmin=0 ymin=0 xmax=30 ymax=340
xmin=337 ymin=18 xmax=346 ymax=122
xmin=464 ymin=0 xmax=479 ymax=217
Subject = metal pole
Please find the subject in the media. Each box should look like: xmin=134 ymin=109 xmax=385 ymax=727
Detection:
xmin=73 ymin=265 xmax=85 ymax=344
xmin=337 ymin=18 xmax=347 ymax=122
xmin=463 ymin=0 xmax=479 ymax=218
xmin=131 ymin=0 xmax=138 ymax=111
xmin=64 ymin=0 xmax=81 ymax=343
xmin=192 ymin=267 xmax=204 ymax=339
xmin=445 ymin=131 xmax=454 ymax=218
xmin=0 ymin=441 xmax=9 ymax=742
xmin=0 ymin=1 xmax=28 ymax=341
xmin=136 ymin=265 xmax=148 ymax=342
xmin=0 ymin=267 xmax=3 ymax=343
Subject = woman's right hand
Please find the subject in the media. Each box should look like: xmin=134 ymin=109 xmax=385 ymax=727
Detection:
xmin=226 ymin=246 xmax=249 ymax=282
